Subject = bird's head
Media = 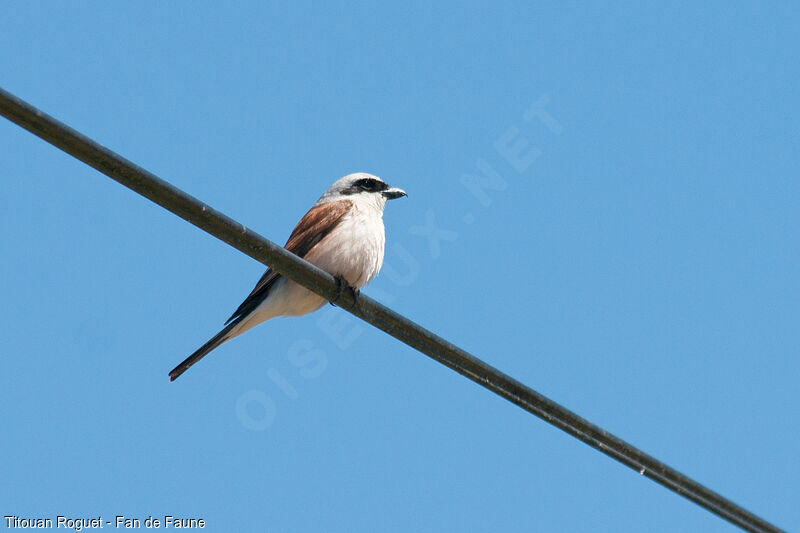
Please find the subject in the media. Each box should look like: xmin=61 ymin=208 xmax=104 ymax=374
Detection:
xmin=316 ymin=173 xmax=407 ymax=211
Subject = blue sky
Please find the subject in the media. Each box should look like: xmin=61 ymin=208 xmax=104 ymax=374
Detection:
xmin=1 ymin=2 xmax=798 ymax=531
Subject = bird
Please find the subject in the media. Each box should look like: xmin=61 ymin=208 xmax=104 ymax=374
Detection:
xmin=168 ymin=173 xmax=407 ymax=381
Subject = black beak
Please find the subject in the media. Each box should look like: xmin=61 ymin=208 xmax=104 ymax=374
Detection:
xmin=382 ymin=187 xmax=407 ymax=200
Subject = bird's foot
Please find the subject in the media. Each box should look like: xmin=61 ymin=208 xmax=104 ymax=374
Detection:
xmin=331 ymin=275 xmax=359 ymax=306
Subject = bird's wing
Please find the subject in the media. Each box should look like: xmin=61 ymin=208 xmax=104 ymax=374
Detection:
xmin=224 ymin=200 xmax=353 ymax=325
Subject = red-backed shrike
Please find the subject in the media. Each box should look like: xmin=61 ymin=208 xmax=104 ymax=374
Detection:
xmin=168 ymin=173 xmax=406 ymax=381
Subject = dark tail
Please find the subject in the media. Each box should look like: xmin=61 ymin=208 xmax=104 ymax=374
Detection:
xmin=169 ymin=320 xmax=240 ymax=382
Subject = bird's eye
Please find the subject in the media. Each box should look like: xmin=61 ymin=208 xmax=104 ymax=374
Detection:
xmin=355 ymin=178 xmax=386 ymax=192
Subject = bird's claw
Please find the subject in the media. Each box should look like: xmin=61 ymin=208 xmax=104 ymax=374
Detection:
xmin=331 ymin=275 xmax=358 ymax=306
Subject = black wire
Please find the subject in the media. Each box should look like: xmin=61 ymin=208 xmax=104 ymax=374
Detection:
xmin=0 ymin=87 xmax=784 ymax=533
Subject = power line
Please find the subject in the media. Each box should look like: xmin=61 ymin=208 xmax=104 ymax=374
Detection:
xmin=0 ymin=87 xmax=783 ymax=533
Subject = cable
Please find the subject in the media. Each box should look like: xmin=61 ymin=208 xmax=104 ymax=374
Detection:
xmin=0 ymin=87 xmax=783 ymax=533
